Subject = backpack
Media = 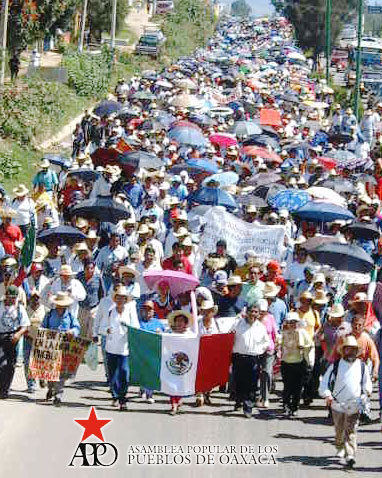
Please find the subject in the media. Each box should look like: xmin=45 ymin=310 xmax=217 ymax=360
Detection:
xmin=328 ymin=359 xmax=365 ymax=395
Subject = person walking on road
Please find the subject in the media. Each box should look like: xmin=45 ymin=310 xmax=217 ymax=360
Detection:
xmin=319 ymin=335 xmax=372 ymax=470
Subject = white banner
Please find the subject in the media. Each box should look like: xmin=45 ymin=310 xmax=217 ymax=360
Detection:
xmin=193 ymin=208 xmax=286 ymax=275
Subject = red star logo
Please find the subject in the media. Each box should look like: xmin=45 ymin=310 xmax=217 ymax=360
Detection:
xmin=75 ymin=407 xmax=111 ymax=442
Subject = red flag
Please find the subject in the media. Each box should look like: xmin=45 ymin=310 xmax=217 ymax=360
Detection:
xmin=260 ymin=108 xmax=282 ymax=127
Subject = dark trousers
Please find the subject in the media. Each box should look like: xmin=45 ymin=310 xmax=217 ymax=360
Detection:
xmin=233 ymin=353 xmax=261 ymax=413
xmin=106 ymin=353 xmax=129 ymax=404
xmin=19 ymin=224 xmax=30 ymax=238
xmin=281 ymin=361 xmax=305 ymax=412
xmin=0 ymin=334 xmax=17 ymax=396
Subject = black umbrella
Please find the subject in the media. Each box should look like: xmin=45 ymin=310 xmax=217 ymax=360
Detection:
xmin=319 ymin=178 xmax=356 ymax=194
xmin=243 ymin=134 xmax=280 ymax=150
xmin=346 ymin=221 xmax=380 ymax=241
xmin=37 ymin=225 xmax=87 ymax=246
xmin=253 ymin=183 xmax=286 ymax=200
xmin=116 ymin=108 xmax=139 ymax=121
xmin=246 ymin=172 xmax=282 ymax=187
xmin=67 ymin=169 xmax=100 ymax=182
xmin=70 ymin=196 xmax=130 ymax=224
xmin=261 ymin=126 xmax=280 ymax=140
xmin=309 ymin=242 xmax=374 ymax=273
xmin=120 ymin=151 xmax=163 ymax=170
xmin=328 ymin=133 xmax=353 ymax=144
xmin=93 ymin=100 xmax=122 ymax=117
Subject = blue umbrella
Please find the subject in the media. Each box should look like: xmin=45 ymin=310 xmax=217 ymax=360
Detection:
xmin=188 ymin=186 xmax=237 ymax=210
xmin=268 ymin=189 xmax=311 ymax=212
xmin=44 ymin=154 xmax=71 ymax=168
xmin=203 ymin=171 xmax=239 ymax=187
xmin=93 ymin=100 xmax=122 ymax=117
xmin=309 ymin=243 xmax=374 ymax=273
xmin=232 ymin=121 xmax=262 ymax=139
xmin=168 ymin=127 xmax=207 ymax=147
xmin=293 ymin=201 xmax=355 ymax=222
xmin=169 ymin=159 xmax=218 ymax=175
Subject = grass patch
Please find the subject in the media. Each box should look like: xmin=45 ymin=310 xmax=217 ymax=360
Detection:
xmin=0 ymin=141 xmax=41 ymax=192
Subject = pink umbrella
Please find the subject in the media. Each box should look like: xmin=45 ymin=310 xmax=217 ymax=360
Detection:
xmin=143 ymin=270 xmax=199 ymax=297
xmin=209 ymin=133 xmax=238 ymax=148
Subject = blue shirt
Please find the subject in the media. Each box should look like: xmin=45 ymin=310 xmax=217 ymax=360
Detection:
xmin=32 ymin=170 xmax=58 ymax=191
xmin=77 ymin=271 xmax=104 ymax=309
xmin=124 ymin=183 xmax=144 ymax=209
xmin=139 ymin=316 xmax=166 ymax=333
xmin=42 ymin=309 xmax=81 ymax=336
xmin=268 ymin=298 xmax=288 ymax=329
xmin=169 ymin=185 xmax=188 ymax=201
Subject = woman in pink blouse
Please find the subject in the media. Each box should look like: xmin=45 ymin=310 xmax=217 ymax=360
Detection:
xmin=257 ymin=299 xmax=279 ymax=408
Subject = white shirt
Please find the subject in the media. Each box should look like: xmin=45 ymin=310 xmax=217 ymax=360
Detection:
xmin=231 ymin=318 xmax=270 ymax=356
xmin=43 ymin=277 xmax=86 ymax=318
xmin=96 ymin=245 xmax=128 ymax=272
xmin=12 ymin=197 xmax=36 ymax=226
xmin=136 ymin=261 xmax=162 ymax=296
xmin=90 ymin=176 xmax=113 ymax=198
xmin=27 ymin=274 xmax=50 ymax=295
xmin=93 ymin=295 xmax=114 ymax=336
xmin=319 ymin=359 xmax=372 ymax=414
xmin=99 ymin=302 xmax=139 ymax=355
xmin=198 ymin=317 xmax=220 ymax=335
xmin=0 ymin=301 xmax=30 ymax=333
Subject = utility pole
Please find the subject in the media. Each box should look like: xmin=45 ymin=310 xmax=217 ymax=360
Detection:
xmin=78 ymin=0 xmax=88 ymax=52
xmin=0 ymin=0 xmax=9 ymax=86
xmin=111 ymin=0 xmax=117 ymax=50
xmin=325 ymin=0 xmax=332 ymax=83
xmin=354 ymin=0 xmax=363 ymax=120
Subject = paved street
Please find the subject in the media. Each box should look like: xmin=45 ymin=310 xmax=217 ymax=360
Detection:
xmin=1 ymin=362 xmax=381 ymax=478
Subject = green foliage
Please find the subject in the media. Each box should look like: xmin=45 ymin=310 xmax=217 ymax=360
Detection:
xmin=63 ymin=45 xmax=112 ymax=97
xmin=273 ymin=0 xmax=357 ymax=59
xmin=0 ymin=78 xmax=89 ymax=145
xmin=0 ymin=151 xmax=22 ymax=179
xmin=231 ymin=0 xmax=252 ymax=17
xmin=88 ymin=0 xmax=130 ymax=42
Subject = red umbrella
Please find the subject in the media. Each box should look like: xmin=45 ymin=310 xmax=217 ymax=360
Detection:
xmin=317 ymin=156 xmax=337 ymax=170
xmin=241 ymin=146 xmax=281 ymax=163
xmin=209 ymin=133 xmax=238 ymax=148
xmin=128 ymin=118 xmax=144 ymax=128
xmin=143 ymin=270 xmax=199 ymax=297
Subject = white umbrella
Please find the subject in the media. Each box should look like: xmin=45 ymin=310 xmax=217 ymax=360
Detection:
xmin=288 ymin=52 xmax=307 ymax=62
xmin=307 ymin=187 xmax=347 ymax=207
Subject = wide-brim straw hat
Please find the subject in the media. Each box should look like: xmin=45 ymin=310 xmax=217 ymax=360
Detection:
xmin=339 ymin=335 xmax=359 ymax=353
xmin=328 ymin=303 xmax=345 ymax=318
xmin=51 ymin=291 xmax=74 ymax=307
xmin=113 ymin=285 xmax=131 ymax=300
xmin=59 ymin=265 xmax=76 ymax=276
xmin=167 ymin=310 xmax=194 ymax=327
xmin=263 ymin=281 xmax=281 ymax=298
xmin=13 ymin=184 xmax=29 ymax=197
xmin=118 ymin=265 xmax=138 ymax=278
xmin=0 ymin=208 xmax=17 ymax=218
xmin=39 ymin=159 xmax=50 ymax=169
xmin=313 ymin=290 xmax=329 ymax=305
xmin=199 ymin=300 xmax=218 ymax=315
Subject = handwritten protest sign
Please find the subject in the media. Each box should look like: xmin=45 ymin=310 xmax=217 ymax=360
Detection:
xmin=29 ymin=328 xmax=62 ymax=382
xmin=193 ymin=208 xmax=285 ymax=275
xmin=61 ymin=336 xmax=90 ymax=375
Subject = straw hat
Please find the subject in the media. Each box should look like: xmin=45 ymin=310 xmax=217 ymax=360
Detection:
xmin=174 ymin=226 xmax=189 ymax=238
xmin=167 ymin=309 xmax=194 ymax=327
xmin=181 ymin=236 xmax=193 ymax=247
xmin=0 ymin=208 xmax=16 ymax=218
xmin=313 ymin=290 xmax=329 ymax=304
xmin=137 ymin=224 xmax=149 ymax=235
xmin=118 ymin=265 xmax=138 ymax=278
xmin=35 ymin=196 xmax=50 ymax=211
xmin=299 ymin=290 xmax=313 ymax=301
xmin=86 ymin=230 xmax=99 ymax=240
xmin=328 ymin=303 xmax=345 ymax=318
xmin=284 ymin=312 xmax=300 ymax=322
xmin=59 ymin=265 xmax=76 ymax=276
xmin=33 ymin=244 xmax=48 ymax=263
xmin=263 ymin=281 xmax=281 ymax=298
xmin=1 ymin=256 xmax=17 ymax=268
xmin=76 ymin=217 xmax=89 ymax=229
xmin=349 ymin=292 xmax=369 ymax=304
xmin=313 ymin=272 xmax=325 ymax=284
xmin=73 ymin=242 xmax=89 ymax=253
xmin=51 ymin=291 xmax=74 ymax=307
xmin=199 ymin=300 xmax=218 ymax=315
xmin=112 ymin=285 xmax=131 ymax=300
xmin=339 ymin=335 xmax=359 ymax=353
xmin=39 ymin=159 xmax=50 ymax=169
xmin=13 ymin=184 xmax=29 ymax=197
xmin=227 ymin=275 xmax=243 ymax=287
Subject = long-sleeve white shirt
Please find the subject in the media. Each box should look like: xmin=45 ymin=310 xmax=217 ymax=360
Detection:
xmin=93 ymin=295 xmax=114 ymax=337
xmin=99 ymin=301 xmax=139 ymax=355
xmin=42 ymin=277 xmax=86 ymax=319
xmin=231 ymin=318 xmax=270 ymax=356
xmin=319 ymin=359 xmax=372 ymax=414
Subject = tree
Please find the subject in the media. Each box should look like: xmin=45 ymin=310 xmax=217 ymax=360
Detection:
xmin=87 ymin=0 xmax=129 ymax=43
xmin=231 ymin=0 xmax=251 ymax=18
xmin=272 ymin=0 xmax=357 ymax=61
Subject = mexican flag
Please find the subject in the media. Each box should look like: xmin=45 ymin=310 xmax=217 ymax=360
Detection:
xmin=128 ymin=328 xmax=234 ymax=396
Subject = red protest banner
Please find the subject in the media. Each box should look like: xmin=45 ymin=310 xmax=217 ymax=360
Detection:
xmin=260 ymin=109 xmax=281 ymax=127
xmin=61 ymin=336 xmax=90 ymax=375
xmin=29 ymin=328 xmax=62 ymax=382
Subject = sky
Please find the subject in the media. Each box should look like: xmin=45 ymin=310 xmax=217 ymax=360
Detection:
xmin=220 ymin=0 xmax=274 ymax=17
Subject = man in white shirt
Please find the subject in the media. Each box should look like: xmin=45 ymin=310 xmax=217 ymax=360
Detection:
xmin=99 ymin=286 xmax=139 ymax=410
xmin=42 ymin=265 xmax=86 ymax=319
xmin=319 ymin=335 xmax=372 ymax=469
xmin=96 ymin=232 xmax=128 ymax=293
xmin=231 ymin=303 xmax=270 ymax=418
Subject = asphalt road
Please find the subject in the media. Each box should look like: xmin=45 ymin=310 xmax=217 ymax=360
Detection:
xmin=1 ymin=363 xmax=381 ymax=478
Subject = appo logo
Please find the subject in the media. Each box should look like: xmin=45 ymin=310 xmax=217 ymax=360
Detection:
xmin=68 ymin=407 xmax=118 ymax=467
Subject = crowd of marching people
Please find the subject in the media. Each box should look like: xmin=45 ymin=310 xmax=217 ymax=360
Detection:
xmin=1 ymin=15 xmax=382 ymax=470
